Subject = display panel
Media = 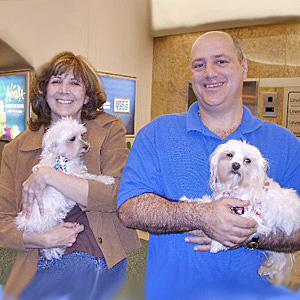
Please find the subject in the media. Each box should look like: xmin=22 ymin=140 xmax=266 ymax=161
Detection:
xmin=0 ymin=72 xmax=30 ymax=140
xmin=99 ymin=72 xmax=136 ymax=136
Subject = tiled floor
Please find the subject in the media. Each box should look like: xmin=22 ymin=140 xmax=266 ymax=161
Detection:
xmin=0 ymin=239 xmax=148 ymax=299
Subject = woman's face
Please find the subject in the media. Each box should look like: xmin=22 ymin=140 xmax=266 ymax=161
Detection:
xmin=46 ymin=69 xmax=88 ymax=122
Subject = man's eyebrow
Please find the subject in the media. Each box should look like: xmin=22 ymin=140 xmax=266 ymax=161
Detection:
xmin=191 ymin=57 xmax=205 ymax=64
xmin=213 ymin=54 xmax=231 ymax=59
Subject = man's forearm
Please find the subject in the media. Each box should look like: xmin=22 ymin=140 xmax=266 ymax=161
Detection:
xmin=118 ymin=193 xmax=202 ymax=234
xmin=118 ymin=193 xmax=257 ymax=249
xmin=259 ymin=229 xmax=300 ymax=252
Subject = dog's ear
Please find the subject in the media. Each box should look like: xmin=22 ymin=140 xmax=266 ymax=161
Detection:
xmin=249 ymin=149 xmax=269 ymax=189
xmin=42 ymin=138 xmax=58 ymax=155
xmin=209 ymin=146 xmax=221 ymax=189
xmin=42 ymin=127 xmax=59 ymax=155
xmin=256 ymin=155 xmax=269 ymax=184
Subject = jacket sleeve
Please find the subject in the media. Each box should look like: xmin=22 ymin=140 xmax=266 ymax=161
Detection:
xmin=0 ymin=143 xmax=27 ymax=251
xmin=84 ymin=118 xmax=129 ymax=212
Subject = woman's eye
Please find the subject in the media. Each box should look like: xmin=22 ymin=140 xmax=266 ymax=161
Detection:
xmin=51 ymin=80 xmax=60 ymax=84
xmin=69 ymin=136 xmax=76 ymax=142
xmin=244 ymin=158 xmax=251 ymax=164
xmin=226 ymin=153 xmax=233 ymax=158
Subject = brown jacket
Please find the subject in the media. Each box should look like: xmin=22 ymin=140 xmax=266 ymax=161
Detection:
xmin=0 ymin=113 xmax=140 ymax=300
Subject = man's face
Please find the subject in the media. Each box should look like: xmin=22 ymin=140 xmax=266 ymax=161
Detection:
xmin=190 ymin=32 xmax=247 ymax=113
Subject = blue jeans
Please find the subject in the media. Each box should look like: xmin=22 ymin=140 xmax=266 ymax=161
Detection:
xmin=19 ymin=251 xmax=128 ymax=300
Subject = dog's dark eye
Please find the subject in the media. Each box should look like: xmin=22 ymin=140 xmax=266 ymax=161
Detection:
xmin=244 ymin=158 xmax=251 ymax=164
xmin=226 ymin=153 xmax=233 ymax=158
xmin=69 ymin=136 xmax=76 ymax=142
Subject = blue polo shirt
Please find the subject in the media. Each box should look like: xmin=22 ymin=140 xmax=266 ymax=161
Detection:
xmin=118 ymin=102 xmax=300 ymax=300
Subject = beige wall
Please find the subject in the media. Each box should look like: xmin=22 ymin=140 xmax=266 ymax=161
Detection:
xmin=0 ymin=0 xmax=153 ymax=135
xmin=151 ymin=22 xmax=300 ymax=127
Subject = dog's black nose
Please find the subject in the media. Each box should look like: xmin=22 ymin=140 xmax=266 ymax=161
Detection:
xmin=232 ymin=162 xmax=241 ymax=170
xmin=83 ymin=145 xmax=89 ymax=150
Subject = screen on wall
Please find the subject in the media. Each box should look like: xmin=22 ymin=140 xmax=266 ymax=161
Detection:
xmin=99 ymin=73 xmax=136 ymax=136
xmin=0 ymin=72 xmax=29 ymax=140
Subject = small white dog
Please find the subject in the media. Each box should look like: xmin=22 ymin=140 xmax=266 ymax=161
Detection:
xmin=15 ymin=117 xmax=114 ymax=260
xmin=181 ymin=139 xmax=300 ymax=285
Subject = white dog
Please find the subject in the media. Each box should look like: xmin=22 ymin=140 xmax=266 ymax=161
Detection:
xmin=15 ymin=117 xmax=114 ymax=260
xmin=181 ymin=139 xmax=300 ymax=286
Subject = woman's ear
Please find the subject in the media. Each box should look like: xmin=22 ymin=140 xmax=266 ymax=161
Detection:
xmin=84 ymin=95 xmax=89 ymax=105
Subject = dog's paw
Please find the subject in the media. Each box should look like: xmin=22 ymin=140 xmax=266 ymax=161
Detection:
xmin=180 ymin=195 xmax=191 ymax=202
xmin=102 ymin=175 xmax=115 ymax=185
xmin=14 ymin=213 xmax=26 ymax=230
xmin=210 ymin=240 xmax=227 ymax=253
xmin=32 ymin=164 xmax=40 ymax=173
xmin=41 ymin=247 xmax=65 ymax=260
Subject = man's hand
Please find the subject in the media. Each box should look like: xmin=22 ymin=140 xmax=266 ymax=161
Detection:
xmin=199 ymin=197 xmax=257 ymax=249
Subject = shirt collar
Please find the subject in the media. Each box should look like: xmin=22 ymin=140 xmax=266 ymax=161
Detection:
xmin=239 ymin=105 xmax=263 ymax=134
xmin=186 ymin=101 xmax=204 ymax=132
xmin=186 ymin=101 xmax=263 ymax=137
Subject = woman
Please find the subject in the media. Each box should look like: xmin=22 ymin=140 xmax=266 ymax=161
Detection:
xmin=0 ymin=51 xmax=140 ymax=300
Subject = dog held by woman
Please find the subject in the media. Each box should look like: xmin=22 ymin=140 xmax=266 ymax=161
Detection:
xmin=181 ymin=139 xmax=300 ymax=286
xmin=15 ymin=117 xmax=114 ymax=260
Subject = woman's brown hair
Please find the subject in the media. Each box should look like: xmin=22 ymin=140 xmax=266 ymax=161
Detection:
xmin=29 ymin=51 xmax=106 ymax=130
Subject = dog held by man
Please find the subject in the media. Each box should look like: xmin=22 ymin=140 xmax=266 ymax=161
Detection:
xmin=181 ymin=139 xmax=300 ymax=286
xmin=15 ymin=117 xmax=114 ymax=260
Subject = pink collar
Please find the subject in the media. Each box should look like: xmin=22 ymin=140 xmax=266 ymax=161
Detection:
xmin=223 ymin=181 xmax=269 ymax=217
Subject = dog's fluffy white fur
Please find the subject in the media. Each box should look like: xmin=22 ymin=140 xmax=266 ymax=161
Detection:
xmin=15 ymin=117 xmax=114 ymax=260
xmin=181 ymin=139 xmax=300 ymax=286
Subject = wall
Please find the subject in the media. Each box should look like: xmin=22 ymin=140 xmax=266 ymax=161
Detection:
xmin=0 ymin=0 xmax=153 ymax=136
xmin=151 ymin=22 xmax=300 ymax=127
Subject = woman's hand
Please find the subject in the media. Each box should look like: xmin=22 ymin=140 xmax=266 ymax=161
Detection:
xmin=185 ymin=229 xmax=212 ymax=251
xmin=22 ymin=166 xmax=53 ymax=218
xmin=23 ymin=222 xmax=84 ymax=249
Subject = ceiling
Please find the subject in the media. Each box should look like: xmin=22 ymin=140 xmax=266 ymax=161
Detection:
xmin=150 ymin=0 xmax=300 ymax=37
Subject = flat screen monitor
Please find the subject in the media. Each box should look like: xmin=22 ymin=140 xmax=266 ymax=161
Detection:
xmin=99 ymin=72 xmax=136 ymax=136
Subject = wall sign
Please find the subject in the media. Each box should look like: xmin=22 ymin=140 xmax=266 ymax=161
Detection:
xmin=287 ymin=91 xmax=300 ymax=137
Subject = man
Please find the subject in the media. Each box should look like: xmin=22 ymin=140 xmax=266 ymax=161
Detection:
xmin=117 ymin=31 xmax=300 ymax=299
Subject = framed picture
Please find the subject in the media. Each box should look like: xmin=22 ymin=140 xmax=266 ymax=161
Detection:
xmin=0 ymin=71 xmax=30 ymax=141
xmin=99 ymin=72 xmax=136 ymax=136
